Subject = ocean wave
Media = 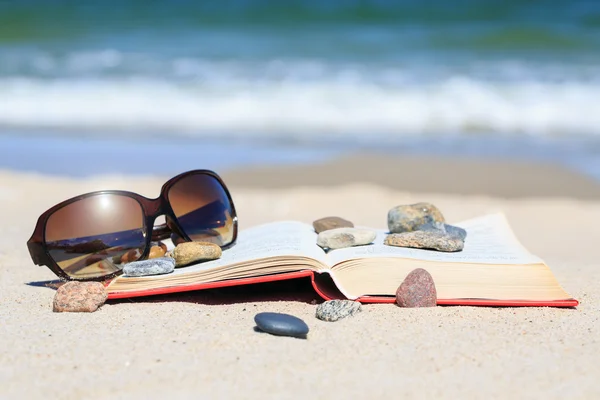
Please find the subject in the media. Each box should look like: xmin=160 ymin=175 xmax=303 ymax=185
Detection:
xmin=0 ymin=76 xmax=599 ymax=138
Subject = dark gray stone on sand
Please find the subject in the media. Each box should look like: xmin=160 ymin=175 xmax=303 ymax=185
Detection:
xmin=415 ymin=221 xmax=467 ymax=241
xmin=122 ymin=257 xmax=175 ymax=277
xmin=254 ymin=312 xmax=309 ymax=338
xmin=316 ymin=300 xmax=362 ymax=322
xmin=384 ymin=231 xmax=464 ymax=252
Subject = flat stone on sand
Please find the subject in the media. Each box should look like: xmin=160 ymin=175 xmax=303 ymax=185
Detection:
xmin=122 ymin=257 xmax=175 ymax=277
xmin=171 ymin=242 xmax=222 ymax=267
xmin=316 ymin=300 xmax=362 ymax=322
xmin=396 ymin=268 xmax=437 ymax=307
xmin=384 ymin=231 xmax=464 ymax=252
xmin=254 ymin=312 xmax=309 ymax=339
xmin=53 ymin=281 xmax=108 ymax=313
xmin=313 ymin=216 xmax=354 ymax=233
xmin=317 ymin=227 xmax=377 ymax=250
xmin=387 ymin=202 xmax=445 ymax=233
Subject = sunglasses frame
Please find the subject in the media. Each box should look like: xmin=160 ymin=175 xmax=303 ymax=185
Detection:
xmin=27 ymin=169 xmax=238 ymax=282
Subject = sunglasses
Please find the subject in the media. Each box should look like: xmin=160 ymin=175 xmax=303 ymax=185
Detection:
xmin=27 ymin=170 xmax=238 ymax=281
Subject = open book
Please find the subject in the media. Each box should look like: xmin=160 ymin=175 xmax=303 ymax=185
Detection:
xmin=106 ymin=213 xmax=578 ymax=307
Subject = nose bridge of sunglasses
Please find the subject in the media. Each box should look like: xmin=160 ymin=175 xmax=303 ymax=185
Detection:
xmin=150 ymin=224 xmax=170 ymax=240
xmin=149 ymin=214 xmax=187 ymax=243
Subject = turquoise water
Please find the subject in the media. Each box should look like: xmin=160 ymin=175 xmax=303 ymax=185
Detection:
xmin=0 ymin=0 xmax=599 ymax=176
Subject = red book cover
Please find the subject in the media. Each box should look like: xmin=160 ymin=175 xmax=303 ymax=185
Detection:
xmin=106 ymin=270 xmax=579 ymax=307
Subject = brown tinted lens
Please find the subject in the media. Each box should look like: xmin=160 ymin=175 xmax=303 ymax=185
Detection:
xmin=168 ymin=174 xmax=234 ymax=246
xmin=45 ymin=194 xmax=146 ymax=279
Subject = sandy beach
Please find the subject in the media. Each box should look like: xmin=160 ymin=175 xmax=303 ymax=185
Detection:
xmin=1 ymin=154 xmax=600 ymax=399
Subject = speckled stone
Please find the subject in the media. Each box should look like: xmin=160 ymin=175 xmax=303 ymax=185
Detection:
xmin=415 ymin=221 xmax=467 ymax=241
xmin=171 ymin=242 xmax=222 ymax=267
xmin=387 ymin=202 xmax=445 ymax=233
xmin=316 ymin=227 xmax=377 ymax=250
xmin=52 ymin=281 xmax=108 ymax=313
xmin=396 ymin=268 xmax=437 ymax=308
xmin=384 ymin=231 xmax=464 ymax=252
xmin=122 ymin=257 xmax=175 ymax=277
xmin=315 ymin=300 xmax=362 ymax=322
xmin=254 ymin=312 xmax=309 ymax=339
xmin=312 ymin=216 xmax=354 ymax=233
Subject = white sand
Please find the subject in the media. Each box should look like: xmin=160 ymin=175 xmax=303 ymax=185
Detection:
xmin=1 ymin=169 xmax=600 ymax=399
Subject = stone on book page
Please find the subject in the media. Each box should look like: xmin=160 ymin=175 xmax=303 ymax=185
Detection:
xmin=312 ymin=216 xmax=354 ymax=233
xmin=254 ymin=312 xmax=309 ymax=339
xmin=148 ymin=245 xmax=166 ymax=259
xmin=387 ymin=202 xmax=445 ymax=233
xmin=414 ymin=221 xmax=467 ymax=241
xmin=315 ymin=300 xmax=362 ymax=322
xmin=316 ymin=227 xmax=377 ymax=250
xmin=395 ymin=268 xmax=437 ymax=308
xmin=53 ymin=281 xmax=108 ymax=313
xmin=122 ymin=257 xmax=175 ymax=277
xmin=171 ymin=242 xmax=222 ymax=267
xmin=384 ymin=231 xmax=464 ymax=252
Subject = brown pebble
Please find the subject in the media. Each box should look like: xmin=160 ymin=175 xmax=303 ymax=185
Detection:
xmin=171 ymin=242 xmax=222 ymax=267
xmin=154 ymin=241 xmax=167 ymax=253
xmin=313 ymin=216 xmax=354 ymax=233
xmin=396 ymin=268 xmax=437 ymax=308
xmin=148 ymin=245 xmax=166 ymax=259
xmin=53 ymin=281 xmax=108 ymax=313
xmin=120 ymin=248 xmax=142 ymax=264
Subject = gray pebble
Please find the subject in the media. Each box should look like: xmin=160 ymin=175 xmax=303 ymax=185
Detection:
xmin=384 ymin=231 xmax=464 ymax=252
xmin=122 ymin=257 xmax=175 ymax=277
xmin=254 ymin=312 xmax=309 ymax=339
xmin=387 ymin=202 xmax=445 ymax=233
xmin=317 ymin=227 xmax=377 ymax=250
xmin=316 ymin=300 xmax=362 ymax=322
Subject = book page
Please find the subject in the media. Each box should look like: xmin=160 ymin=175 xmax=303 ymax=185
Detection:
xmin=168 ymin=221 xmax=328 ymax=276
xmin=327 ymin=213 xmax=543 ymax=267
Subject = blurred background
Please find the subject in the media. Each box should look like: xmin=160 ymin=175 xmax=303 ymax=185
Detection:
xmin=0 ymin=0 xmax=599 ymax=182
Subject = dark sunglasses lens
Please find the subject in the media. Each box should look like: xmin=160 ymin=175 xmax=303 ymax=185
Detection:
xmin=168 ymin=174 xmax=235 ymax=246
xmin=44 ymin=194 xmax=146 ymax=279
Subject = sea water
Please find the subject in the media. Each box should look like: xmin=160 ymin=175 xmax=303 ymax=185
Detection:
xmin=0 ymin=0 xmax=599 ymax=179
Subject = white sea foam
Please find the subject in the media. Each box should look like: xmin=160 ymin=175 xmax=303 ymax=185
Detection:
xmin=0 ymin=74 xmax=599 ymax=139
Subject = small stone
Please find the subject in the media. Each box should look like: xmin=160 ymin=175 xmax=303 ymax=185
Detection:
xmin=384 ymin=231 xmax=464 ymax=252
xmin=122 ymin=257 xmax=175 ymax=277
xmin=148 ymin=245 xmax=166 ymax=259
xmin=313 ymin=217 xmax=354 ymax=233
xmin=316 ymin=300 xmax=362 ymax=322
xmin=415 ymin=221 xmax=467 ymax=241
xmin=317 ymin=228 xmax=377 ymax=250
xmin=387 ymin=202 xmax=445 ymax=233
xmin=396 ymin=268 xmax=437 ymax=307
xmin=254 ymin=312 xmax=309 ymax=338
xmin=171 ymin=242 xmax=222 ymax=267
xmin=53 ymin=281 xmax=108 ymax=313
